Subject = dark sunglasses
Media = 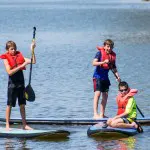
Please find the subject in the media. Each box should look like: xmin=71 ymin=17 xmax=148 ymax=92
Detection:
xmin=119 ymin=89 xmax=128 ymax=92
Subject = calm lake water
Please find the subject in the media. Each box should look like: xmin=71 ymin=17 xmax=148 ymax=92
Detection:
xmin=0 ymin=0 xmax=150 ymax=149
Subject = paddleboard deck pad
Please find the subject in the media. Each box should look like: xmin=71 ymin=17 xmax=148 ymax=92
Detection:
xmin=87 ymin=123 xmax=138 ymax=137
xmin=0 ymin=127 xmax=70 ymax=138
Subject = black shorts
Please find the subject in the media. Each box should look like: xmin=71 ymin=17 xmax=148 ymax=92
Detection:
xmin=121 ymin=117 xmax=131 ymax=124
xmin=7 ymin=86 xmax=26 ymax=107
xmin=93 ymin=78 xmax=110 ymax=92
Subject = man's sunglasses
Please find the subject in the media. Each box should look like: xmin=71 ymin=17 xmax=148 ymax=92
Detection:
xmin=119 ymin=89 xmax=128 ymax=92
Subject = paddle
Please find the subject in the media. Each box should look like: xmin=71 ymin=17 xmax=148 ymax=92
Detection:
xmin=24 ymin=27 xmax=36 ymax=102
xmin=111 ymin=68 xmax=145 ymax=118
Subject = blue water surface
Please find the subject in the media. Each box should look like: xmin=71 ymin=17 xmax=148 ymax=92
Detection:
xmin=0 ymin=0 xmax=150 ymax=149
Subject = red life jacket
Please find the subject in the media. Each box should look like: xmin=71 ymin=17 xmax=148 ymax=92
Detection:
xmin=0 ymin=51 xmax=25 ymax=70
xmin=116 ymin=89 xmax=138 ymax=115
xmin=97 ymin=46 xmax=116 ymax=69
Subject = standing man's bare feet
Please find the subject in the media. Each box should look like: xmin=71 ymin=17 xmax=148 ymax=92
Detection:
xmin=99 ymin=114 xmax=108 ymax=118
xmin=93 ymin=114 xmax=108 ymax=119
xmin=5 ymin=124 xmax=12 ymax=131
xmin=23 ymin=125 xmax=33 ymax=130
xmin=93 ymin=114 xmax=101 ymax=120
xmin=5 ymin=127 xmax=12 ymax=131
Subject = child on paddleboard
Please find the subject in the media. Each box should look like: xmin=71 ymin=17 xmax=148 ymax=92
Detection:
xmin=92 ymin=39 xmax=121 ymax=119
xmin=106 ymin=81 xmax=143 ymax=133
xmin=0 ymin=40 xmax=36 ymax=130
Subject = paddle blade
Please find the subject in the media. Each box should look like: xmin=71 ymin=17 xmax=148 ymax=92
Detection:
xmin=24 ymin=84 xmax=35 ymax=102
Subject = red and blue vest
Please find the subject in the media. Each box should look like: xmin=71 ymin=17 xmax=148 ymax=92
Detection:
xmin=97 ymin=46 xmax=116 ymax=69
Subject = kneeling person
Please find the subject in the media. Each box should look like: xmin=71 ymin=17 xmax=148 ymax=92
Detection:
xmin=106 ymin=81 xmax=143 ymax=133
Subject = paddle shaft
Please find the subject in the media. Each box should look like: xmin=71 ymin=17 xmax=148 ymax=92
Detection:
xmin=111 ymin=68 xmax=145 ymax=118
xmin=136 ymin=105 xmax=145 ymax=118
xmin=28 ymin=27 xmax=36 ymax=85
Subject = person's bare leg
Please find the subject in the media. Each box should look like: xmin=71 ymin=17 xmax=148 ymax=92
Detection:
xmin=114 ymin=122 xmax=137 ymax=128
xmin=6 ymin=105 xmax=11 ymax=131
xmin=110 ymin=118 xmax=138 ymax=128
xmin=93 ymin=91 xmax=101 ymax=119
xmin=99 ymin=92 xmax=108 ymax=118
xmin=20 ymin=105 xmax=33 ymax=130
xmin=106 ymin=118 xmax=113 ymax=126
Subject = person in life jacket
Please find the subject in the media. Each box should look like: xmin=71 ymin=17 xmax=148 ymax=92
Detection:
xmin=92 ymin=39 xmax=121 ymax=119
xmin=0 ymin=40 xmax=36 ymax=131
xmin=106 ymin=81 xmax=143 ymax=133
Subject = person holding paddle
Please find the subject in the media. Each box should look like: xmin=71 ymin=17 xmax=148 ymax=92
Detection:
xmin=105 ymin=81 xmax=143 ymax=133
xmin=92 ymin=39 xmax=121 ymax=119
xmin=0 ymin=40 xmax=36 ymax=130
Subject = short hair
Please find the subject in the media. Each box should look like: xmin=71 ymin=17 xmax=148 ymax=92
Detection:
xmin=118 ymin=81 xmax=129 ymax=90
xmin=5 ymin=41 xmax=17 ymax=51
xmin=103 ymin=39 xmax=114 ymax=49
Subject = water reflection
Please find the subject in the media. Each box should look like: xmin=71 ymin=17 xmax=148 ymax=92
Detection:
xmin=97 ymin=137 xmax=136 ymax=150
xmin=4 ymin=136 xmax=69 ymax=150
xmin=5 ymin=138 xmax=29 ymax=150
xmin=34 ymin=136 xmax=70 ymax=142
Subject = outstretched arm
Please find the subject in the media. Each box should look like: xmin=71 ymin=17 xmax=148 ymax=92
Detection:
xmin=111 ymin=68 xmax=121 ymax=82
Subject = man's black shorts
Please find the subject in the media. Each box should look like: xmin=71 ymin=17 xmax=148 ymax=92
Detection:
xmin=7 ymin=86 xmax=26 ymax=107
xmin=121 ymin=117 xmax=131 ymax=124
xmin=93 ymin=78 xmax=110 ymax=92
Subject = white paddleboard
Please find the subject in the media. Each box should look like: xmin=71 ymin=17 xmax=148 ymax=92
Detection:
xmin=0 ymin=127 xmax=70 ymax=138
